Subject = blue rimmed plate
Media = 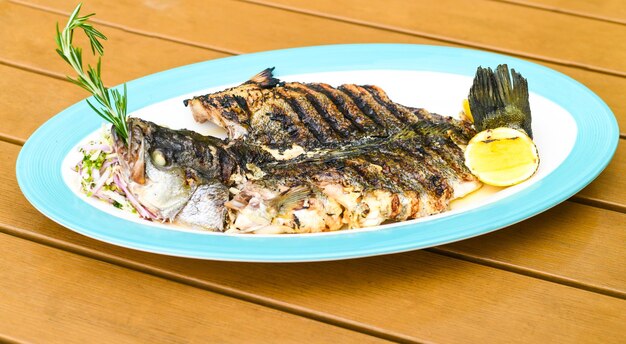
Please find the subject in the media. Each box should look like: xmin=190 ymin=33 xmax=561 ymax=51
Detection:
xmin=16 ymin=44 xmax=618 ymax=262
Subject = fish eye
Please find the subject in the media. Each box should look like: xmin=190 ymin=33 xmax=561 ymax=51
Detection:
xmin=151 ymin=149 xmax=167 ymax=167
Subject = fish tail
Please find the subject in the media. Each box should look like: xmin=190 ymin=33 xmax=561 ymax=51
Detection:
xmin=468 ymin=64 xmax=533 ymax=138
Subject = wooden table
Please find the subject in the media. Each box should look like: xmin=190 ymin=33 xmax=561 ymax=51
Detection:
xmin=1 ymin=1 xmax=625 ymax=342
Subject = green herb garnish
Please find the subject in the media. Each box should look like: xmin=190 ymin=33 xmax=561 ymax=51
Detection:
xmin=55 ymin=3 xmax=129 ymax=144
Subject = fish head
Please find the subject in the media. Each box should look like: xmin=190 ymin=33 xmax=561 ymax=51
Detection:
xmin=112 ymin=118 xmax=234 ymax=230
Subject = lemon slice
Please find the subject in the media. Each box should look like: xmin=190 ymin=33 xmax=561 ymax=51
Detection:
xmin=462 ymin=98 xmax=474 ymax=123
xmin=464 ymin=127 xmax=539 ymax=186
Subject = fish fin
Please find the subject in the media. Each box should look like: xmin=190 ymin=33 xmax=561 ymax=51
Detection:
xmin=468 ymin=64 xmax=533 ymax=138
xmin=246 ymin=67 xmax=281 ymax=88
xmin=182 ymin=68 xmax=279 ymax=106
xmin=268 ymin=185 xmax=310 ymax=214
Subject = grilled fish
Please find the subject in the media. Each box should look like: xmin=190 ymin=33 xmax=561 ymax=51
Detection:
xmin=111 ymin=66 xmax=533 ymax=233
xmin=225 ymin=121 xmax=481 ymax=233
xmin=112 ymin=115 xmax=481 ymax=232
xmin=184 ymin=68 xmax=475 ymax=153
xmin=179 ymin=69 xmax=483 ymax=233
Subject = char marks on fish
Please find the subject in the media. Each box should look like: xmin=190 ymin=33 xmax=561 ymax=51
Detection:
xmin=176 ymin=68 xmax=482 ymax=233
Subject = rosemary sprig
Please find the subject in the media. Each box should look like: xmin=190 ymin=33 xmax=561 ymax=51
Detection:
xmin=55 ymin=3 xmax=129 ymax=144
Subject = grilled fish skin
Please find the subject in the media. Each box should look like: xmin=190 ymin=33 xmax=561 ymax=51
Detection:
xmin=112 ymin=116 xmax=481 ymax=233
xmin=225 ymin=122 xmax=481 ymax=233
xmin=115 ymin=67 xmax=516 ymax=233
xmin=184 ymin=68 xmax=475 ymax=151
xmin=179 ymin=68 xmax=484 ymax=233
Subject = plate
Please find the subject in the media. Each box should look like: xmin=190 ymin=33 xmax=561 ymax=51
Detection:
xmin=16 ymin=44 xmax=618 ymax=262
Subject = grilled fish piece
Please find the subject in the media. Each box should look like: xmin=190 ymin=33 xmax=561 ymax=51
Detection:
xmin=112 ymin=117 xmax=481 ymax=233
xmin=116 ymin=66 xmax=538 ymax=233
xmin=225 ymin=122 xmax=482 ymax=233
xmin=184 ymin=68 xmax=475 ymax=152
xmin=180 ymin=68 xmax=482 ymax=233
xmin=112 ymin=117 xmax=237 ymax=230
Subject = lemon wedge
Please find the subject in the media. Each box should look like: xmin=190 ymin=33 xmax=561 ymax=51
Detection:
xmin=462 ymin=98 xmax=474 ymax=123
xmin=464 ymin=127 xmax=539 ymax=186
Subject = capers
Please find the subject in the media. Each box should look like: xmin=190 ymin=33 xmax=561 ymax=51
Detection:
xmin=151 ymin=149 xmax=167 ymax=166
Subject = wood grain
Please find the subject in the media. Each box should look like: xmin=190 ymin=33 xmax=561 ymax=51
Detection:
xmin=1 ymin=141 xmax=626 ymax=342
xmin=0 ymin=1 xmax=229 ymax=86
xmin=245 ymin=0 xmax=626 ymax=73
xmin=21 ymin=0 xmax=626 ymax=74
xmin=574 ymin=143 xmax=626 ymax=212
xmin=4 ymin=1 xmax=626 ymax=137
xmin=0 ymin=232 xmax=383 ymax=344
xmin=3 ymin=1 xmax=626 ymax=342
xmin=0 ymin=64 xmax=86 ymax=143
xmin=500 ymin=0 xmax=626 ymax=23
xmin=438 ymin=202 xmax=626 ymax=295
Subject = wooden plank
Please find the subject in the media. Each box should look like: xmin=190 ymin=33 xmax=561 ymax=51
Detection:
xmin=0 ymin=233 xmax=383 ymax=344
xmin=244 ymin=0 xmax=626 ymax=74
xmin=0 ymin=2 xmax=224 ymax=140
xmin=0 ymin=1 xmax=229 ymax=86
xmin=0 ymin=64 xmax=86 ymax=143
xmin=501 ymin=0 xmax=626 ymax=23
xmin=1 ymin=141 xmax=626 ymax=343
xmin=438 ymin=201 xmax=626 ymax=295
xmin=575 ymin=142 xmax=626 ymax=212
xmin=3 ymin=1 xmax=624 ymax=342
xmin=4 ymin=1 xmax=625 ymax=137
xmin=12 ymin=0 xmax=435 ymax=51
